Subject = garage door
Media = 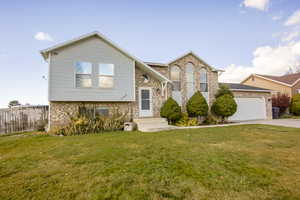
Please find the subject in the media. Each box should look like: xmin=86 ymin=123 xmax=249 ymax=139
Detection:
xmin=229 ymin=97 xmax=266 ymax=121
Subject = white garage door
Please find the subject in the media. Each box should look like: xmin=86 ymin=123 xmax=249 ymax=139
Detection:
xmin=229 ymin=97 xmax=266 ymax=121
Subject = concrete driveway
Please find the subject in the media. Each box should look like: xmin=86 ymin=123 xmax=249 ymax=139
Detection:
xmin=155 ymin=119 xmax=300 ymax=132
xmin=244 ymin=119 xmax=300 ymax=128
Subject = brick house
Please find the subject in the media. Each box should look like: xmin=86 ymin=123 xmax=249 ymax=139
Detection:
xmin=40 ymin=31 xmax=272 ymax=130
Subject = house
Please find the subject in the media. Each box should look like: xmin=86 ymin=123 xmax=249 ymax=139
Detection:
xmin=241 ymin=73 xmax=300 ymax=97
xmin=40 ymin=31 xmax=272 ymax=131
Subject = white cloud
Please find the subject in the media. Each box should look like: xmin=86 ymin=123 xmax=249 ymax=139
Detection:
xmin=242 ymin=0 xmax=269 ymax=11
xmin=281 ymin=31 xmax=300 ymax=42
xmin=219 ymin=42 xmax=300 ymax=83
xmin=285 ymin=10 xmax=300 ymax=26
xmin=34 ymin=32 xmax=53 ymax=41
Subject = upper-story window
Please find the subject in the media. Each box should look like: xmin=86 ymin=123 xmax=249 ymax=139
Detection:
xmin=186 ymin=63 xmax=195 ymax=97
xmin=99 ymin=64 xmax=114 ymax=88
xmin=200 ymin=68 xmax=208 ymax=92
xmin=170 ymin=65 xmax=181 ymax=91
xmin=75 ymin=61 xmax=92 ymax=88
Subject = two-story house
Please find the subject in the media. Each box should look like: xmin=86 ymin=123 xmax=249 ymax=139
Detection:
xmin=41 ymin=31 xmax=272 ymax=131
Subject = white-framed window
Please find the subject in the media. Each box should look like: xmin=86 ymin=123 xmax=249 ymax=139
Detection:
xmin=185 ymin=63 xmax=195 ymax=97
xmin=99 ymin=64 xmax=114 ymax=88
xmin=200 ymin=68 xmax=208 ymax=92
xmin=75 ymin=61 xmax=92 ymax=88
xmin=171 ymin=65 xmax=181 ymax=91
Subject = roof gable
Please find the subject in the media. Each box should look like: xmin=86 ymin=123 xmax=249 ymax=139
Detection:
xmin=241 ymin=73 xmax=300 ymax=87
xmin=168 ymin=51 xmax=223 ymax=72
xmin=258 ymin=73 xmax=300 ymax=85
xmin=40 ymin=31 xmax=171 ymax=83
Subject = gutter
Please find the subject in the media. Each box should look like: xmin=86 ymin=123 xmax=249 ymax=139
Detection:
xmin=229 ymin=89 xmax=272 ymax=93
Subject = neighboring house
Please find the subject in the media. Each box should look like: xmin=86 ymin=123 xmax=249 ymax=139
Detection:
xmin=40 ymin=31 xmax=272 ymax=130
xmin=241 ymin=73 xmax=300 ymax=97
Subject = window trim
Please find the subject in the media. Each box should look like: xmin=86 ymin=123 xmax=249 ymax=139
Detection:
xmin=98 ymin=63 xmax=115 ymax=89
xmin=199 ymin=68 xmax=208 ymax=92
xmin=74 ymin=61 xmax=93 ymax=88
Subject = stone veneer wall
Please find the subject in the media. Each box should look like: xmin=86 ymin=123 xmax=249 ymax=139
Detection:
xmin=168 ymin=54 xmax=219 ymax=111
xmin=133 ymin=67 xmax=166 ymax=118
xmin=49 ymin=102 xmax=132 ymax=128
xmin=148 ymin=65 xmax=172 ymax=100
xmin=232 ymin=91 xmax=273 ymax=119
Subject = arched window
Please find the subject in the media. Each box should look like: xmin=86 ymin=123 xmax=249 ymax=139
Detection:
xmin=185 ymin=63 xmax=195 ymax=98
xmin=200 ymin=68 xmax=208 ymax=92
xmin=170 ymin=66 xmax=181 ymax=91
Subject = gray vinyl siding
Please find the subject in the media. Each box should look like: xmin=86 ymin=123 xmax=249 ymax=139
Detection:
xmin=49 ymin=36 xmax=135 ymax=102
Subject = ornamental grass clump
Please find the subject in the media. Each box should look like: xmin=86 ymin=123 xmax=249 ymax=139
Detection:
xmin=54 ymin=106 xmax=128 ymax=136
xmin=175 ymin=113 xmax=198 ymax=127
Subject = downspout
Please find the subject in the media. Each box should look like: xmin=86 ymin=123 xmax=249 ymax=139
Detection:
xmin=47 ymin=52 xmax=51 ymax=132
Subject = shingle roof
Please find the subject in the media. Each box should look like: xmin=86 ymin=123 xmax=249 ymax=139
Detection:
xmin=257 ymin=73 xmax=300 ymax=85
xmin=219 ymin=83 xmax=271 ymax=92
xmin=144 ymin=62 xmax=168 ymax=67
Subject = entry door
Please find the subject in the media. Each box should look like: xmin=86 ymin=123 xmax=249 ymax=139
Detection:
xmin=139 ymin=87 xmax=153 ymax=117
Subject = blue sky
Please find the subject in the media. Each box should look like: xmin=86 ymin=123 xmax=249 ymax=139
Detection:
xmin=1 ymin=0 xmax=300 ymax=108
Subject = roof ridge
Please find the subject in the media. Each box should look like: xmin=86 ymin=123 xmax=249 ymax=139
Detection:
xmin=254 ymin=73 xmax=300 ymax=85
xmin=280 ymin=72 xmax=300 ymax=77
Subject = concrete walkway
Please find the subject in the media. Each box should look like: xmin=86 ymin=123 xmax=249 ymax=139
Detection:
xmin=175 ymin=119 xmax=300 ymax=130
xmin=243 ymin=119 xmax=300 ymax=128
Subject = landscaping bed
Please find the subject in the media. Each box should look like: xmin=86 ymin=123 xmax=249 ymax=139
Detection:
xmin=1 ymin=125 xmax=300 ymax=199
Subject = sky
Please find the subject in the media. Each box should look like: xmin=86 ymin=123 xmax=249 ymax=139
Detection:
xmin=1 ymin=0 xmax=300 ymax=108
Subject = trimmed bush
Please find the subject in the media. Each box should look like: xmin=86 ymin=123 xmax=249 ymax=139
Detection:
xmin=290 ymin=94 xmax=300 ymax=116
xmin=160 ymin=97 xmax=181 ymax=124
xmin=212 ymin=94 xmax=237 ymax=122
xmin=215 ymin=85 xmax=234 ymax=98
xmin=272 ymin=93 xmax=290 ymax=115
xmin=203 ymin=114 xmax=218 ymax=125
xmin=186 ymin=91 xmax=209 ymax=117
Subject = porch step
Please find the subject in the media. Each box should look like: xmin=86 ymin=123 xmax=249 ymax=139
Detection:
xmin=133 ymin=118 xmax=168 ymax=123
xmin=133 ymin=118 xmax=174 ymax=132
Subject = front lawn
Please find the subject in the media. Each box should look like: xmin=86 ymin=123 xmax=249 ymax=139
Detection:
xmin=1 ymin=125 xmax=300 ymax=199
xmin=281 ymin=114 xmax=300 ymax=119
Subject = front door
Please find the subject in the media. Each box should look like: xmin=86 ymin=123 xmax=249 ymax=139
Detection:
xmin=139 ymin=87 xmax=153 ymax=117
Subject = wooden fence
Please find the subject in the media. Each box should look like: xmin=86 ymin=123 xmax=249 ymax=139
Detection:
xmin=0 ymin=105 xmax=49 ymax=134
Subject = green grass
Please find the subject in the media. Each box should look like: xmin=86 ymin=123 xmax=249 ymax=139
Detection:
xmin=1 ymin=125 xmax=300 ymax=200
xmin=281 ymin=114 xmax=300 ymax=119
